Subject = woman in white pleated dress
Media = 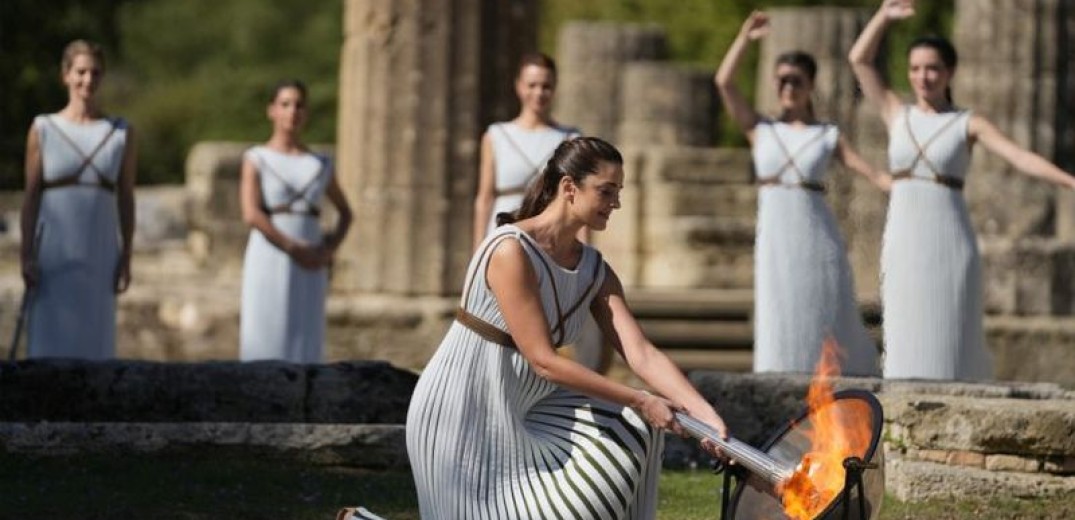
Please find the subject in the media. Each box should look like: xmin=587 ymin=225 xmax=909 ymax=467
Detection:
xmin=407 ymin=137 xmax=728 ymax=519
xmin=473 ymin=53 xmax=611 ymax=374
xmin=20 ymin=40 xmax=137 ymax=359
xmin=850 ymin=0 xmax=1075 ymax=380
xmin=715 ymin=12 xmax=890 ymax=376
xmin=239 ymin=80 xmax=352 ymax=363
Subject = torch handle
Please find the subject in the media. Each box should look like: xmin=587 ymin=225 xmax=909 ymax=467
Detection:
xmin=674 ymin=412 xmax=794 ymax=485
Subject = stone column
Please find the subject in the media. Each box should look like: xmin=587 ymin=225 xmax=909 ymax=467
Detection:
xmin=335 ymin=0 xmax=537 ymax=295
xmin=555 ymin=22 xmax=668 ymax=143
xmin=954 ymin=0 xmax=1075 ymax=239
xmin=617 ymin=62 xmax=718 ymax=148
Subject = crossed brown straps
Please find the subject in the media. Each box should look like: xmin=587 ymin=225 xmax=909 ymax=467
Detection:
xmin=456 ymin=229 xmax=604 ymax=350
xmin=891 ymin=107 xmax=966 ymax=190
xmin=756 ymin=122 xmax=828 ymax=193
xmin=41 ymin=116 xmax=119 ymax=192
xmin=493 ymin=124 xmax=570 ymax=197
xmin=254 ymin=152 xmax=325 ymax=216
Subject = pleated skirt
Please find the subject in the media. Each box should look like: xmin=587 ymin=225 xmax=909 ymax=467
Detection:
xmin=881 ymin=181 xmax=992 ymax=380
xmin=406 ymin=322 xmax=663 ymax=519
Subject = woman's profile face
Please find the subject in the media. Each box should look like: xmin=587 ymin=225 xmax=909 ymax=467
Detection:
xmin=267 ymin=87 xmax=308 ymax=134
xmin=515 ymin=64 xmax=556 ymax=116
xmin=908 ymin=46 xmax=953 ymax=103
xmin=568 ymin=161 xmax=623 ymax=231
xmin=63 ymin=53 xmax=103 ymax=102
xmin=773 ymin=63 xmax=813 ymax=112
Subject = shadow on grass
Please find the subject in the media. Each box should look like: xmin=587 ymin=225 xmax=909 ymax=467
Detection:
xmin=1 ymin=452 xmax=1070 ymax=519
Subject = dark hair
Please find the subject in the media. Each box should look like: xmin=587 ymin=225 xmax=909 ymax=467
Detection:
xmin=774 ymin=50 xmax=817 ymax=118
xmin=908 ymin=35 xmax=958 ymax=103
xmin=497 ymin=137 xmax=622 ymax=226
xmin=516 ymin=52 xmax=557 ymax=80
xmin=61 ymin=39 xmax=106 ymax=75
xmin=775 ymin=50 xmax=817 ymax=82
xmin=268 ymin=79 xmax=307 ymax=104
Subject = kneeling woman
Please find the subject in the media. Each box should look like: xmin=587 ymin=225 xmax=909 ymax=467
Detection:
xmin=406 ymin=137 xmax=727 ymax=519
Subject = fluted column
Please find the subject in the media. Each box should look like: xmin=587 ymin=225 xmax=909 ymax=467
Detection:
xmin=334 ymin=0 xmax=536 ymax=295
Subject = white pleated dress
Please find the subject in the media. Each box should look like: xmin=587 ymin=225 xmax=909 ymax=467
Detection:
xmin=751 ymin=120 xmax=879 ymax=376
xmin=239 ymin=146 xmax=332 ymax=363
xmin=407 ymin=225 xmax=663 ymax=519
xmin=882 ymin=106 xmax=992 ymax=380
xmin=28 ymin=114 xmax=128 ymax=360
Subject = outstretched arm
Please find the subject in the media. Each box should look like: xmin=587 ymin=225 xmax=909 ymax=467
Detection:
xmin=970 ymin=115 xmax=1075 ymax=190
xmin=473 ymin=132 xmax=496 ymax=251
xmin=714 ymin=11 xmax=768 ymax=141
xmin=590 ymin=266 xmax=728 ymax=438
xmin=835 ymin=134 xmax=891 ymax=192
xmin=849 ymin=0 xmax=914 ymax=125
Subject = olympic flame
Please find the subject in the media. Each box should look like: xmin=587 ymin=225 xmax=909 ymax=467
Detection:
xmin=780 ymin=338 xmax=873 ymax=519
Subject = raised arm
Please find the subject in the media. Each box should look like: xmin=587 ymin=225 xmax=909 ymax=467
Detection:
xmin=834 ymin=134 xmax=891 ymax=192
xmin=19 ymin=124 xmax=44 ymax=290
xmin=590 ymin=265 xmax=728 ymax=438
xmin=849 ymin=0 xmax=914 ymax=125
xmin=714 ymin=11 xmax=768 ymax=141
xmin=969 ymin=115 xmax=1075 ymax=190
xmin=114 ymin=124 xmax=137 ymax=293
xmin=472 ymin=132 xmax=496 ymax=251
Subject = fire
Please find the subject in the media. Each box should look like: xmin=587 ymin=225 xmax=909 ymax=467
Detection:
xmin=780 ymin=338 xmax=872 ymax=519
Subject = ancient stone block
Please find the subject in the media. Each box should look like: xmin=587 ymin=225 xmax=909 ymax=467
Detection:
xmin=986 ymin=316 xmax=1075 ymax=387
xmin=618 ymin=62 xmax=717 ymax=147
xmin=985 ymin=454 xmax=1043 ymax=473
xmin=556 ymin=22 xmax=668 ymax=144
xmin=946 ymin=450 xmax=986 ymax=468
xmin=886 ymin=458 xmax=1075 ymax=502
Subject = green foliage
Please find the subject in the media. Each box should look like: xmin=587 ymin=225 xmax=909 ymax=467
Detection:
xmin=114 ymin=0 xmax=341 ymax=184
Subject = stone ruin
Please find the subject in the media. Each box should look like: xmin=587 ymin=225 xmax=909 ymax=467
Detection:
xmin=0 ymin=0 xmax=1074 ymax=506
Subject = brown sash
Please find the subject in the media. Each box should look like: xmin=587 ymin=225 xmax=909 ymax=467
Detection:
xmin=41 ymin=117 xmax=119 ymax=192
xmin=456 ymin=229 xmax=604 ymax=350
xmin=254 ymin=151 xmax=325 ymax=216
xmin=757 ymin=122 xmax=829 ymax=193
xmin=891 ymin=107 xmax=966 ymax=191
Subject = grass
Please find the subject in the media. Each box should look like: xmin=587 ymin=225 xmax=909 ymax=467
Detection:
xmin=0 ymin=452 xmax=1071 ymax=519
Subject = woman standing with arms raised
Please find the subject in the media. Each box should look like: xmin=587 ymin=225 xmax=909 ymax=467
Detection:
xmin=239 ymin=80 xmax=352 ymax=363
xmin=849 ymin=0 xmax=1075 ymax=380
xmin=408 ymin=137 xmax=727 ymax=519
xmin=715 ymin=12 xmax=889 ymax=376
xmin=20 ymin=40 xmax=136 ymax=359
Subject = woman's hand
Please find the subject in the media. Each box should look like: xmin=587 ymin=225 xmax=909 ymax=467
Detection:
xmin=690 ymin=406 xmax=731 ymax=460
xmin=21 ymin=254 xmax=39 ymax=290
xmin=289 ymin=243 xmax=327 ymax=270
xmin=114 ymin=251 xmax=132 ymax=294
xmin=880 ymin=0 xmax=915 ymax=21
xmin=630 ymin=390 xmax=686 ymax=437
xmin=739 ymin=11 xmax=770 ymax=42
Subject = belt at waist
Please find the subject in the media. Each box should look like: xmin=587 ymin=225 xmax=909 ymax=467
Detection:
xmin=756 ymin=177 xmax=826 ymax=193
xmin=41 ymin=175 xmax=115 ymax=192
xmin=264 ymin=204 xmax=321 ymax=217
xmin=891 ymin=171 xmax=964 ymax=190
xmin=455 ymin=307 xmax=566 ymax=350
